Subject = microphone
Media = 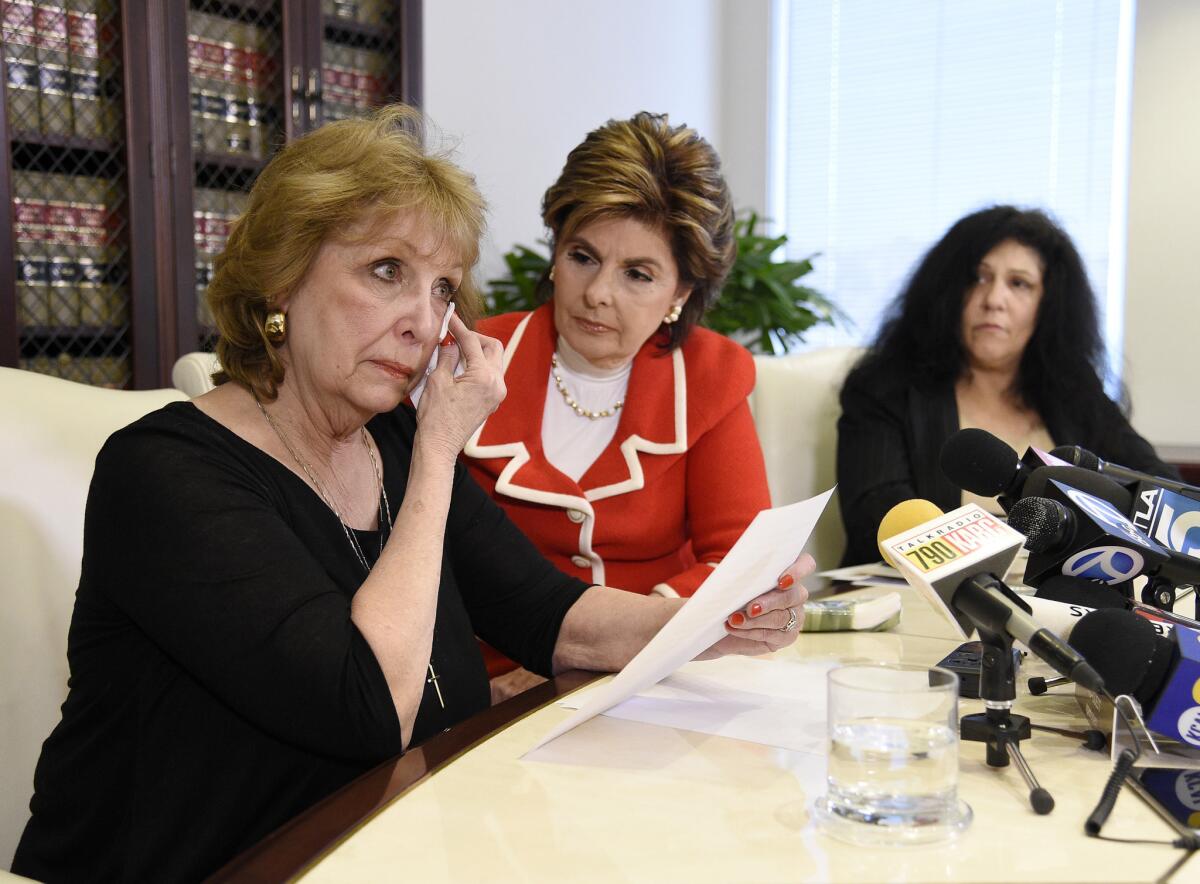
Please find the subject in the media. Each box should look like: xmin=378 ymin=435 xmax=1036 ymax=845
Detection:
xmin=1070 ymin=608 xmax=1175 ymax=704
xmin=1015 ymin=465 xmax=1133 ymax=514
xmin=878 ymin=499 xmax=1106 ymax=692
xmin=1025 ymin=594 xmax=1102 ymax=639
xmin=1052 ymin=445 xmax=1200 ymax=563
xmin=1022 ymin=595 xmax=1179 ymax=648
xmin=940 ymin=429 xmax=1133 ymax=514
xmin=1023 ymin=598 xmax=1180 ymax=697
xmin=1052 ymin=445 xmax=1200 ymax=498
xmin=1023 ymin=596 xmax=1178 ymax=651
xmin=940 ymin=429 xmax=1034 ymax=509
xmin=1011 ymin=486 xmax=1199 ymax=589
xmin=1068 ymin=609 xmax=1200 ymax=747
xmin=876 ymin=498 xmax=942 ymax=567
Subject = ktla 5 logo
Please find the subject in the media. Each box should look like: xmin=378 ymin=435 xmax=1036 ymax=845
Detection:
xmin=1062 ymin=546 xmax=1145 ymax=584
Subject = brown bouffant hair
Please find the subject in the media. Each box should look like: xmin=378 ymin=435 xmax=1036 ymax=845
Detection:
xmin=208 ymin=104 xmax=487 ymax=400
xmin=539 ymin=111 xmax=736 ymax=350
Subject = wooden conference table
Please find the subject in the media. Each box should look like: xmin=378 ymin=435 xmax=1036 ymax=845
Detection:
xmin=213 ymin=585 xmax=1198 ymax=883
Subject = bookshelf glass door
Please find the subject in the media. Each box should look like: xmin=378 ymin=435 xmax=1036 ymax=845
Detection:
xmin=187 ymin=0 xmax=283 ymax=351
xmin=319 ymin=0 xmax=399 ymax=127
xmin=6 ymin=0 xmax=131 ymax=387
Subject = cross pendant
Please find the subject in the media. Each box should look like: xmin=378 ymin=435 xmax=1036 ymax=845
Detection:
xmin=427 ymin=663 xmax=445 ymax=709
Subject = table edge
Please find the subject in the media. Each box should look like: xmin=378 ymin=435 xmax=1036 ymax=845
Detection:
xmin=205 ymin=670 xmax=601 ymax=883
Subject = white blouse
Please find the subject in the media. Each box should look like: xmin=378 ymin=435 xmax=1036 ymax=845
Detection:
xmin=541 ymin=336 xmax=632 ymax=482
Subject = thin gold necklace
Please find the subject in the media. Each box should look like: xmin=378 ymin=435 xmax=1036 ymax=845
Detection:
xmin=254 ymin=396 xmax=447 ymax=710
xmin=551 ymin=353 xmax=624 ymax=420
xmin=255 ymin=396 xmax=391 ymax=571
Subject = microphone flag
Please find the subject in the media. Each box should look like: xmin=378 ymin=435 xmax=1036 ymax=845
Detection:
xmin=881 ymin=503 xmax=1024 ymax=639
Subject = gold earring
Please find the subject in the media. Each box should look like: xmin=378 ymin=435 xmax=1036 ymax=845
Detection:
xmin=548 ymin=266 xmax=556 ymax=282
xmin=264 ymin=310 xmax=287 ymax=345
xmin=663 ymin=303 xmax=683 ymax=325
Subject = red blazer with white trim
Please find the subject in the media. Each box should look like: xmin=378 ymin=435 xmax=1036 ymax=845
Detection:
xmin=464 ymin=305 xmax=771 ymax=676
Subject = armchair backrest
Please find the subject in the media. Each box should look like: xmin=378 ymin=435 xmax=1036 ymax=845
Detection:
xmin=0 ymin=368 xmax=185 ymax=867
xmin=172 ymin=351 xmax=220 ymax=398
xmin=750 ymin=347 xmax=862 ymax=570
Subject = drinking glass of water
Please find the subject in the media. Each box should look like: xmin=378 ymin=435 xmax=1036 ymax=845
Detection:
xmin=814 ymin=663 xmax=972 ymax=845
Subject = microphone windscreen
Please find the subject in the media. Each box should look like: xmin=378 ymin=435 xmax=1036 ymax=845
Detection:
xmin=1050 ymin=445 xmax=1101 ymax=471
xmin=876 ymin=499 xmax=944 ymax=566
xmin=1069 ymin=608 xmax=1176 ymax=705
xmin=1008 ymin=497 xmax=1068 ymax=552
xmin=940 ymin=428 xmax=1020 ymax=496
xmin=1033 ymin=574 xmax=1129 ymax=609
xmin=1019 ymin=465 xmax=1133 ymax=514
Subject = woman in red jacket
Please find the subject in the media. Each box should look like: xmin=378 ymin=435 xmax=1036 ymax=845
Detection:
xmin=464 ymin=113 xmax=775 ymax=699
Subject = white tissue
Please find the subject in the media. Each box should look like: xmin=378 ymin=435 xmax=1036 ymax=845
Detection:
xmin=409 ymin=302 xmax=459 ymax=407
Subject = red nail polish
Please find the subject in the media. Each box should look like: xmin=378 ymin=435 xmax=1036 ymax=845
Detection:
xmin=778 ymin=574 xmax=794 ymax=589
xmin=729 ymin=612 xmax=745 ymax=627
xmin=749 ymin=603 xmax=763 ymax=617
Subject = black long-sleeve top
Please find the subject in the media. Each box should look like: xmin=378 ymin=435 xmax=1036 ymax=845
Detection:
xmin=13 ymin=402 xmax=589 ymax=883
xmin=836 ymin=364 xmax=1180 ymax=566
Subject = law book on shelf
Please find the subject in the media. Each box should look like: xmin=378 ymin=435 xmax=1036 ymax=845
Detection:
xmin=193 ymin=186 xmax=220 ymax=323
xmin=66 ymin=0 xmax=116 ymax=140
xmin=187 ymin=11 xmax=273 ymax=159
xmin=35 ymin=1 xmax=73 ymax=137
xmin=4 ymin=1 xmax=41 ymax=133
xmin=193 ymin=187 xmax=246 ymax=328
xmin=324 ymin=0 xmax=389 ymax=29
xmin=323 ymin=41 xmax=373 ymax=123
xmin=43 ymin=173 xmax=81 ymax=326
xmin=355 ymin=47 xmax=388 ymax=114
xmin=76 ymin=175 xmax=124 ymax=328
xmin=188 ymin=10 xmax=237 ymax=155
xmin=13 ymin=170 xmax=51 ymax=327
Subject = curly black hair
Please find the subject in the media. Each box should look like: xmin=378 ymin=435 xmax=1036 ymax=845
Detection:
xmin=857 ymin=205 xmax=1117 ymax=430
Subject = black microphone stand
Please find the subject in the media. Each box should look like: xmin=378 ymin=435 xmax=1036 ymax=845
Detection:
xmin=959 ymin=626 xmax=1056 ymax=815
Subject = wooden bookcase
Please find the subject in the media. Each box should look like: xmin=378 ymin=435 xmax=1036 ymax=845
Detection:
xmin=0 ymin=0 xmax=421 ymax=389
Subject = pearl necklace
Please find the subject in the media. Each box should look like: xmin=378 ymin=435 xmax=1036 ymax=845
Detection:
xmin=551 ymin=353 xmax=624 ymax=420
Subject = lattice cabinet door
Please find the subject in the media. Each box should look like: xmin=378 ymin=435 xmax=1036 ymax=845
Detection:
xmin=177 ymin=0 xmax=419 ymax=357
xmin=2 ymin=0 xmax=136 ymax=388
xmin=316 ymin=0 xmax=414 ymax=128
xmin=1 ymin=0 xmax=419 ymax=388
xmin=183 ymin=0 xmax=286 ymax=354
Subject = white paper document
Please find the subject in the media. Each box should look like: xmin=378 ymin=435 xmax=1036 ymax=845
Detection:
xmin=557 ymin=655 xmax=834 ymax=753
xmin=528 ymin=489 xmax=835 ymax=753
xmin=816 ymin=562 xmax=906 ymax=587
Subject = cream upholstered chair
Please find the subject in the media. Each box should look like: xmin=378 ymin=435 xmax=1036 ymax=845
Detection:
xmin=0 ymin=368 xmax=186 ymax=868
xmin=750 ymin=347 xmax=863 ymax=570
xmin=171 ymin=350 xmax=220 ymax=398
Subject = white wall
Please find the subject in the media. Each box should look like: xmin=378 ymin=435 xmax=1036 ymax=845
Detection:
xmin=424 ymin=0 xmax=1197 ymax=450
xmin=1123 ymin=0 xmax=1200 ymax=450
xmin=716 ymin=0 xmax=773 ymax=220
xmin=423 ymin=0 xmax=722 ymax=282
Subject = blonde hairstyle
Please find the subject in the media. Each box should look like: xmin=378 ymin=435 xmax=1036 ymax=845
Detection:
xmin=540 ymin=112 xmax=735 ymax=349
xmin=208 ymin=104 xmax=487 ymax=400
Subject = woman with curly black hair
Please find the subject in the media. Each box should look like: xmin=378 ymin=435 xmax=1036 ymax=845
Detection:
xmin=836 ymin=205 xmax=1175 ymax=565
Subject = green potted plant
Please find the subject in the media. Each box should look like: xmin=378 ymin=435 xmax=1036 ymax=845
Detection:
xmin=485 ymin=211 xmax=842 ymax=353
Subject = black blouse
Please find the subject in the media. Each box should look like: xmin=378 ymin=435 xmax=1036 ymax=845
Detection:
xmin=13 ymin=402 xmax=589 ymax=883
